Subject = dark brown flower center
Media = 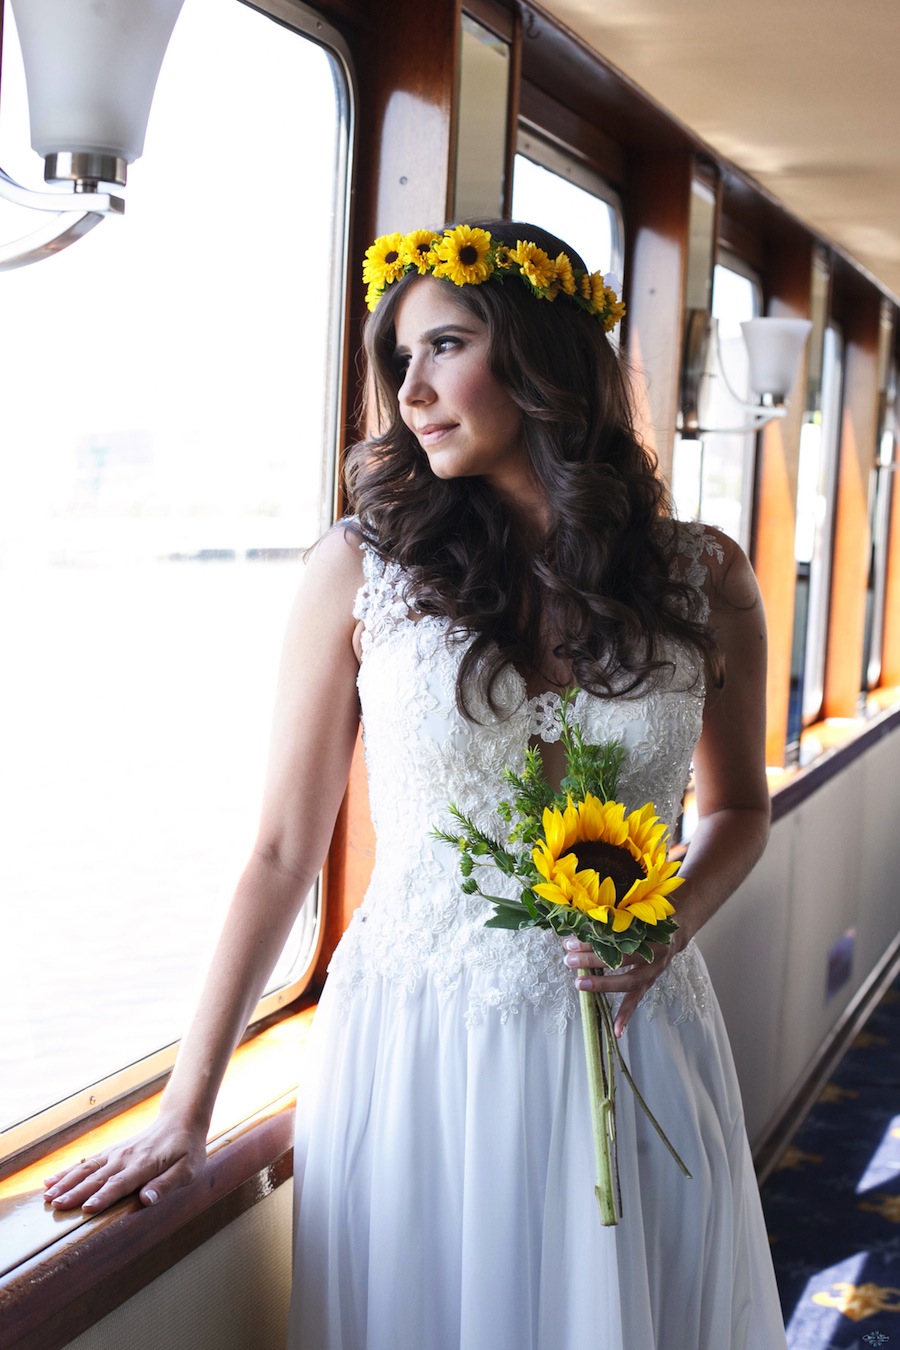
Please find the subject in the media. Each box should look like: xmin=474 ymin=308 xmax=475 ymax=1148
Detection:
xmin=561 ymin=841 xmax=644 ymax=902
xmin=458 ymin=245 xmax=478 ymax=265
xmin=385 ymin=250 xmax=399 ymax=264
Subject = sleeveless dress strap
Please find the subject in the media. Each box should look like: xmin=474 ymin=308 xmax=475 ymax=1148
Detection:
xmin=662 ymin=519 xmax=726 ymax=625
xmin=352 ymin=540 xmax=411 ymax=649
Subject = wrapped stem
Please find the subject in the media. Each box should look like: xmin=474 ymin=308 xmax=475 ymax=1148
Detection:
xmin=578 ymin=976 xmax=620 ymax=1225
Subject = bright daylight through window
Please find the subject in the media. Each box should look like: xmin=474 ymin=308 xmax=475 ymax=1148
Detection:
xmin=0 ymin=0 xmax=348 ymax=1143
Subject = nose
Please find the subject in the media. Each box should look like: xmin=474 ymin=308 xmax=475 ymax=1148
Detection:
xmin=398 ymin=355 xmax=434 ymax=408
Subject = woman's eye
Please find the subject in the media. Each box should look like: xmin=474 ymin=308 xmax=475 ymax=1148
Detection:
xmin=432 ymin=335 xmax=460 ymax=355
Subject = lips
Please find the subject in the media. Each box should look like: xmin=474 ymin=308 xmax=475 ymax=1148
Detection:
xmin=416 ymin=423 xmax=457 ymax=444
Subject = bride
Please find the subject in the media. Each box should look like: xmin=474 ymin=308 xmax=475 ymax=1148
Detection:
xmin=45 ymin=221 xmax=787 ymax=1349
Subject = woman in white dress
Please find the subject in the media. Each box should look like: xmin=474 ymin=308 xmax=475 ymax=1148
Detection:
xmin=45 ymin=221 xmax=787 ymax=1350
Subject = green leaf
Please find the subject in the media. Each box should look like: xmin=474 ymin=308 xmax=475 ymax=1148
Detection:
xmin=484 ymin=913 xmax=528 ymax=931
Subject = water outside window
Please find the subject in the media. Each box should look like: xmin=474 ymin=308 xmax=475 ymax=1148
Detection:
xmin=0 ymin=0 xmax=347 ymax=1133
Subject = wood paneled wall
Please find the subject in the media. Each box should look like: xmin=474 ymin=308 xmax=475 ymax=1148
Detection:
xmin=624 ymin=152 xmax=693 ymax=486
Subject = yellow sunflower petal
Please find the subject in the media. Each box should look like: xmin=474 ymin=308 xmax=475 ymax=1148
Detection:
xmin=611 ymin=908 xmax=634 ymax=932
xmin=562 ymin=798 xmax=579 ymax=851
xmin=554 ymin=252 xmax=577 ymax=295
xmin=573 ymin=867 xmax=600 ymax=908
xmin=533 ymin=881 xmax=572 ymax=907
xmin=362 ymin=233 xmax=405 ymax=288
xmin=627 ymin=899 xmax=665 ymax=925
xmin=542 ymin=805 xmax=566 ymax=859
xmin=433 ymin=224 xmax=494 ymax=286
xmin=532 ymin=839 xmax=554 ymax=881
xmin=399 ymin=229 xmax=437 ymax=274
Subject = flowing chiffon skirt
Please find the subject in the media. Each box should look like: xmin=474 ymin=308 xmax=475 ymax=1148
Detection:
xmin=286 ymin=954 xmax=787 ymax=1350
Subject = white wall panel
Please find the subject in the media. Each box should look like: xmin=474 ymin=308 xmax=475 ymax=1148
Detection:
xmin=64 ymin=1182 xmax=292 ymax=1350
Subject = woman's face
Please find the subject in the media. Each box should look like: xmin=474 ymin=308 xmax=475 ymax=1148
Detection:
xmin=393 ymin=277 xmax=529 ymax=499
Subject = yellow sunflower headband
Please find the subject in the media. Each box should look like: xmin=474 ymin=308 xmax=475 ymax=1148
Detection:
xmin=362 ymin=224 xmax=625 ymax=333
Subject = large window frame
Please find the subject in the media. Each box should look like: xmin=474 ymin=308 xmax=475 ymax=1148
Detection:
xmin=0 ymin=0 xmax=354 ymax=1168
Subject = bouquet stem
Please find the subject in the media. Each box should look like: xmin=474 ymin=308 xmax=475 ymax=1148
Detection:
xmin=578 ymin=977 xmax=620 ymax=1225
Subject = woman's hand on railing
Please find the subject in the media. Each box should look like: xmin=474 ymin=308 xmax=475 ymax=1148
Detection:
xmin=42 ymin=1114 xmax=207 ymax=1214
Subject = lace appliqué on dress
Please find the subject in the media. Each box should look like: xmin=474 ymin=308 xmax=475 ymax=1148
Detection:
xmin=334 ymin=529 xmax=718 ymax=1032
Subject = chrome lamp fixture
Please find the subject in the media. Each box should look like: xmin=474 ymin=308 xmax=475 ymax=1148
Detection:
xmin=0 ymin=0 xmax=184 ymax=271
xmin=681 ymin=309 xmax=813 ymax=436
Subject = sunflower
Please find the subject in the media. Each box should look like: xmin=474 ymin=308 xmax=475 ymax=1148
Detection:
xmin=531 ymin=794 xmax=683 ymax=932
xmin=400 ymin=229 xmax=438 ymax=274
xmin=362 ymin=233 xmax=406 ymax=289
xmin=511 ymin=240 xmax=556 ymax=292
xmin=433 ymin=224 xmax=494 ymax=286
xmin=602 ymin=291 xmax=627 ymax=332
xmin=588 ymin=271 xmax=608 ymax=313
xmin=554 ymin=252 xmax=577 ymax=295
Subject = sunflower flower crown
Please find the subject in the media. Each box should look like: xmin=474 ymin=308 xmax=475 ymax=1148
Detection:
xmin=363 ymin=224 xmax=625 ymax=332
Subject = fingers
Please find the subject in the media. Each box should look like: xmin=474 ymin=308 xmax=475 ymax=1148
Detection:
xmin=43 ymin=1131 xmax=205 ymax=1214
xmin=562 ymin=936 xmax=670 ymax=1037
xmin=43 ymin=1156 xmax=112 ymax=1210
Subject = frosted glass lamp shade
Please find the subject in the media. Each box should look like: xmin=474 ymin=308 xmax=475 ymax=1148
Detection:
xmin=9 ymin=0 xmax=184 ymax=167
xmin=741 ymin=317 xmax=813 ymax=401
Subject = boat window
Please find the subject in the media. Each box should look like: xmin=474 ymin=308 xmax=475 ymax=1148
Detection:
xmin=511 ymin=135 xmax=624 ymax=281
xmin=0 ymin=0 xmax=351 ymax=1155
xmin=792 ymin=323 xmax=844 ymax=736
xmin=861 ymin=316 xmax=897 ymax=693
xmin=671 ymin=258 xmax=762 ymax=551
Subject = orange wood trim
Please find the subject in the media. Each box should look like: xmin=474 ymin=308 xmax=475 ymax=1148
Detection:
xmin=624 ymin=150 xmax=693 ymax=486
xmin=751 ymin=231 xmax=813 ymax=767
xmin=824 ymin=284 xmax=882 ymax=718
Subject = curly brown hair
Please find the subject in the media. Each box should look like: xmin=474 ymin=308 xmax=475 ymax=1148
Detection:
xmin=344 ymin=220 xmax=720 ymax=717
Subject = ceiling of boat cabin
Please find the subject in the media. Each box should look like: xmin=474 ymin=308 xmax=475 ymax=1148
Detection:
xmin=538 ymin=0 xmax=900 ymax=301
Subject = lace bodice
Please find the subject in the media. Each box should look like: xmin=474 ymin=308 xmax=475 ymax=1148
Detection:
xmin=327 ymin=521 xmax=723 ymax=1031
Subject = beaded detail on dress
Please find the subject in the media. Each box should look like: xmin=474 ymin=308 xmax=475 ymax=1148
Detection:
xmin=328 ymin=521 xmax=723 ymax=1031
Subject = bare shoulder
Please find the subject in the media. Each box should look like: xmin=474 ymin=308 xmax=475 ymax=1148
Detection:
xmin=304 ymin=520 xmax=366 ymax=593
xmin=691 ymin=524 xmax=762 ymax=614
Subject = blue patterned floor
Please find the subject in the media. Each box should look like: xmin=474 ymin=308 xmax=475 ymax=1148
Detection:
xmin=760 ymin=977 xmax=900 ymax=1349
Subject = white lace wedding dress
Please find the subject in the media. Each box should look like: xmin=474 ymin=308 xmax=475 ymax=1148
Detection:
xmin=286 ymin=523 xmax=787 ymax=1350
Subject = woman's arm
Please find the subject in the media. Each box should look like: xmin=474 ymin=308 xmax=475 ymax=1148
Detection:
xmin=44 ymin=526 xmax=365 ymax=1213
xmin=565 ymin=530 xmax=770 ymax=1036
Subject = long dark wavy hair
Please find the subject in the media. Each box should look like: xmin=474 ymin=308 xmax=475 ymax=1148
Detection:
xmin=344 ymin=220 xmax=721 ymax=716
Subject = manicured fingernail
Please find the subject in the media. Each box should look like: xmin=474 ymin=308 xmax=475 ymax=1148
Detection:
xmin=565 ymin=954 xmax=579 ymax=966
xmin=576 ymin=978 xmax=591 ymax=990
xmin=143 ymin=1188 xmax=158 ymax=1205
xmin=564 ymin=938 xmax=579 ymax=950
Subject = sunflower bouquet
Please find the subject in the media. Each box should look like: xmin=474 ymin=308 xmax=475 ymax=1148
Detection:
xmin=434 ymin=689 xmax=691 ymax=1225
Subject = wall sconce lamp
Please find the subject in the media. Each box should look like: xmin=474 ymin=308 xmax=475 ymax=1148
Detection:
xmin=680 ymin=309 xmax=813 ymax=436
xmin=0 ymin=0 xmax=184 ymax=272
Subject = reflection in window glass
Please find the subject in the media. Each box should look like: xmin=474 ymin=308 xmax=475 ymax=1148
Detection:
xmin=699 ymin=264 xmax=760 ymax=549
xmin=0 ymin=0 xmax=347 ymax=1132
xmin=863 ymin=353 xmax=897 ymax=691
xmin=793 ymin=325 xmax=844 ymax=732
xmin=511 ymin=154 xmax=619 ymax=277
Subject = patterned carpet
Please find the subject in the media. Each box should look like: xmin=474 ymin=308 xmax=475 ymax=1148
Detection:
xmin=760 ymin=976 xmax=900 ymax=1349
